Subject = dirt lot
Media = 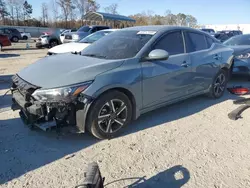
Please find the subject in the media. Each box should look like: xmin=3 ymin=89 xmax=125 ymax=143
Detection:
xmin=1 ymin=42 xmax=250 ymax=188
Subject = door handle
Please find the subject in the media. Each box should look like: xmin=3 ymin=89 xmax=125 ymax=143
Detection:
xmin=214 ymin=54 xmax=221 ymax=60
xmin=181 ymin=61 xmax=190 ymax=68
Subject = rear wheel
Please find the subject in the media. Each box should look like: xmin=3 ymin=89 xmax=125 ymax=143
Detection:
xmin=87 ymin=91 xmax=132 ymax=139
xmin=207 ymin=69 xmax=228 ymax=98
xmin=49 ymin=40 xmax=58 ymax=48
xmin=12 ymin=36 xmax=19 ymax=42
xmin=23 ymin=36 xmax=28 ymax=40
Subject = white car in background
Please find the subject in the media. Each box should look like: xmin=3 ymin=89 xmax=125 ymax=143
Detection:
xmin=20 ymin=32 xmax=31 ymax=40
xmin=48 ymin=29 xmax=119 ymax=55
xmin=60 ymin=29 xmax=77 ymax=43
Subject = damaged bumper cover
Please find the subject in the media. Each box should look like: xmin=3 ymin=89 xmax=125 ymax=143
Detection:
xmin=11 ymin=75 xmax=93 ymax=132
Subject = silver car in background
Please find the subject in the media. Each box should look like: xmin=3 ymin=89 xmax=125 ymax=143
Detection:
xmin=11 ymin=26 xmax=234 ymax=139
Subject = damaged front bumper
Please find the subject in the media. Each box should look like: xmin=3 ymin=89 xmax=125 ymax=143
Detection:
xmin=11 ymin=76 xmax=93 ymax=133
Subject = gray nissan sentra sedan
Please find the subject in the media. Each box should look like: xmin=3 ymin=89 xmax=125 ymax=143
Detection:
xmin=11 ymin=26 xmax=234 ymax=139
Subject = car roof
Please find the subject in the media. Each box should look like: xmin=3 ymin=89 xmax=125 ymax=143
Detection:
xmin=122 ymin=25 xmax=203 ymax=33
xmin=101 ymin=29 xmax=120 ymax=32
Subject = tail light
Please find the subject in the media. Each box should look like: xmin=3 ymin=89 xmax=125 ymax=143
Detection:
xmin=227 ymin=86 xmax=250 ymax=95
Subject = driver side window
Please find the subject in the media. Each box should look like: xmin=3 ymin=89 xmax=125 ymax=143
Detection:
xmin=153 ymin=31 xmax=184 ymax=55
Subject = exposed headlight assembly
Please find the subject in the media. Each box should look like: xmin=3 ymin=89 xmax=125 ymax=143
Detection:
xmin=32 ymin=81 xmax=92 ymax=102
xmin=236 ymin=53 xmax=250 ymax=59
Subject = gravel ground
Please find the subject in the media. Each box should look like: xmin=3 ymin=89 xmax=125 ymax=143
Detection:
xmin=1 ymin=43 xmax=250 ymax=188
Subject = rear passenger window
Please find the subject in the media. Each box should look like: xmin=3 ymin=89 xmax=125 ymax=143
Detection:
xmin=206 ymin=37 xmax=214 ymax=48
xmin=154 ymin=31 xmax=184 ymax=55
xmin=185 ymin=32 xmax=207 ymax=52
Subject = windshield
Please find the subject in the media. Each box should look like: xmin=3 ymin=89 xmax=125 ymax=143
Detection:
xmin=77 ymin=26 xmax=91 ymax=32
xmin=81 ymin=30 xmax=154 ymax=60
xmin=79 ymin=30 xmax=112 ymax=44
xmin=223 ymin=35 xmax=250 ymax=46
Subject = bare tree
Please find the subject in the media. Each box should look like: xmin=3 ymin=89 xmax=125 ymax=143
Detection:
xmin=7 ymin=0 xmax=15 ymax=25
xmin=74 ymin=0 xmax=86 ymax=25
xmin=104 ymin=3 xmax=118 ymax=14
xmin=41 ymin=2 xmax=48 ymax=26
xmin=14 ymin=0 xmax=23 ymax=25
xmin=85 ymin=0 xmax=100 ymax=12
xmin=51 ymin=0 xmax=58 ymax=26
xmin=73 ymin=0 xmax=99 ymax=25
xmin=57 ymin=0 xmax=75 ymax=27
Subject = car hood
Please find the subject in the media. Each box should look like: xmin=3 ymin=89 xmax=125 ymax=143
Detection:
xmin=227 ymin=45 xmax=250 ymax=55
xmin=48 ymin=42 xmax=90 ymax=54
xmin=17 ymin=54 xmax=124 ymax=89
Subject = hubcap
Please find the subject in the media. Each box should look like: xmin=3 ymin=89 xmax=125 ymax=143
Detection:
xmin=98 ymin=99 xmax=127 ymax=133
xmin=214 ymin=73 xmax=226 ymax=96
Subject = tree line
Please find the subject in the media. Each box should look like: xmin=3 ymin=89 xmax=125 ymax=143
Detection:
xmin=0 ymin=0 xmax=198 ymax=28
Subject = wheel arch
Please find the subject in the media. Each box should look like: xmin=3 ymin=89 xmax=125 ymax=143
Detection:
xmin=92 ymin=87 xmax=137 ymax=120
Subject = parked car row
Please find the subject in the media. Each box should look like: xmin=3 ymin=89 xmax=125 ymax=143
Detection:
xmin=202 ymin=28 xmax=243 ymax=42
xmin=11 ymin=25 xmax=237 ymax=139
xmin=35 ymin=26 xmax=110 ymax=49
xmin=47 ymin=29 xmax=118 ymax=55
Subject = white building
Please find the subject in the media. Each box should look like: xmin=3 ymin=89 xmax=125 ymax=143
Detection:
xmin=203 ymin=24 xmax=250 ymax=34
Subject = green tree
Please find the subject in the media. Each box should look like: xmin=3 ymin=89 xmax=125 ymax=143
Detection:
xmin=23 ymin=0 xmax=32 ymax=21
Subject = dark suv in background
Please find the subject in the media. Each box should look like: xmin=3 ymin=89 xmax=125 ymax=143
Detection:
xmin=0 ymin=27 xmax=21 ymax=42
xmin=64 ymin=25 xmax=110 ymax=43
xmin=214 ymin=30 xmax=242 ymax=42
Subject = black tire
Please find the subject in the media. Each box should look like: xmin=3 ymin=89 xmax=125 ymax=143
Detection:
xmin=87 ymin=90 xmax=132 ymax=139
xmin=49 ymin=40 xmax=58 ymax=48
xmin=12 ymin=36 xmax=19 ymax=42
xmin=207 ymin=69 xmax=228 ymax=98
xmin=23 ymin=36 xmax=28 ymax=40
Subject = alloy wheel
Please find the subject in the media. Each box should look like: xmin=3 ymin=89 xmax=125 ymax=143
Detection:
xmin=98 ymin=99 xmax=128 ymax=134
xmin=214 ymin=73 xmax=226 ymax=97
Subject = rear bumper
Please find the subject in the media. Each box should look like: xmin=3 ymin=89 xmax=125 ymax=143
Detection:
xmin=63 ymin=39 xmax=77 ymax=43
xmin=36 ymin=42 xmax=49 ymax=48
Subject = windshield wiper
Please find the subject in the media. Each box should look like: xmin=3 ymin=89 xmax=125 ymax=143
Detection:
xmin=82 ymin=54 xmax=107 ymax=59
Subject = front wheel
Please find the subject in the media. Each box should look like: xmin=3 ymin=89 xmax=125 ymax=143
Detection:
xmin=87 ymin=91 xmax=132 ymax=139
xmin=207 ymin=69 xmax=228 ymax=98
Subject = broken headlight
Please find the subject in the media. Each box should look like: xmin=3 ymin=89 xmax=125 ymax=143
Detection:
xmin=236 ymin=53 xmax=250 ymax=59
xmin=32 ymin=81 xmax=92 ymax=102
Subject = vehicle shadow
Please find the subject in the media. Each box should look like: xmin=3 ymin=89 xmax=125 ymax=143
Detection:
xmin=105 ymin=165 xmax=190 ymax=188
xmin=0 ymin=54 xmax=20 ymax=58
xmin=0 ymin=94 xmax=12 ymax=113
xmin=0 ymin=75 xmax=13 ymax=89
xmin=122 ymin=91 xmax=241 ymax=137
xmin=0 ymin=118 xmax=99 ymax=184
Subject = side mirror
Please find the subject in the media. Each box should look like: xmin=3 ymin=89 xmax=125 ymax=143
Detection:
xmin=145 ymin=49 xmax=169 ymax=61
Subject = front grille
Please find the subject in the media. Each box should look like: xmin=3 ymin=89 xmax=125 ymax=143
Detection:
xmin=65 ymin=35 xmax=72 ymax=39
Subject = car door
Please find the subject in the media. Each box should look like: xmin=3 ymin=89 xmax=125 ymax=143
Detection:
xmin=184 ymin=31 xmax=221 ymax=92
xmin=141 ymin=30 xmax=193 ymax=108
